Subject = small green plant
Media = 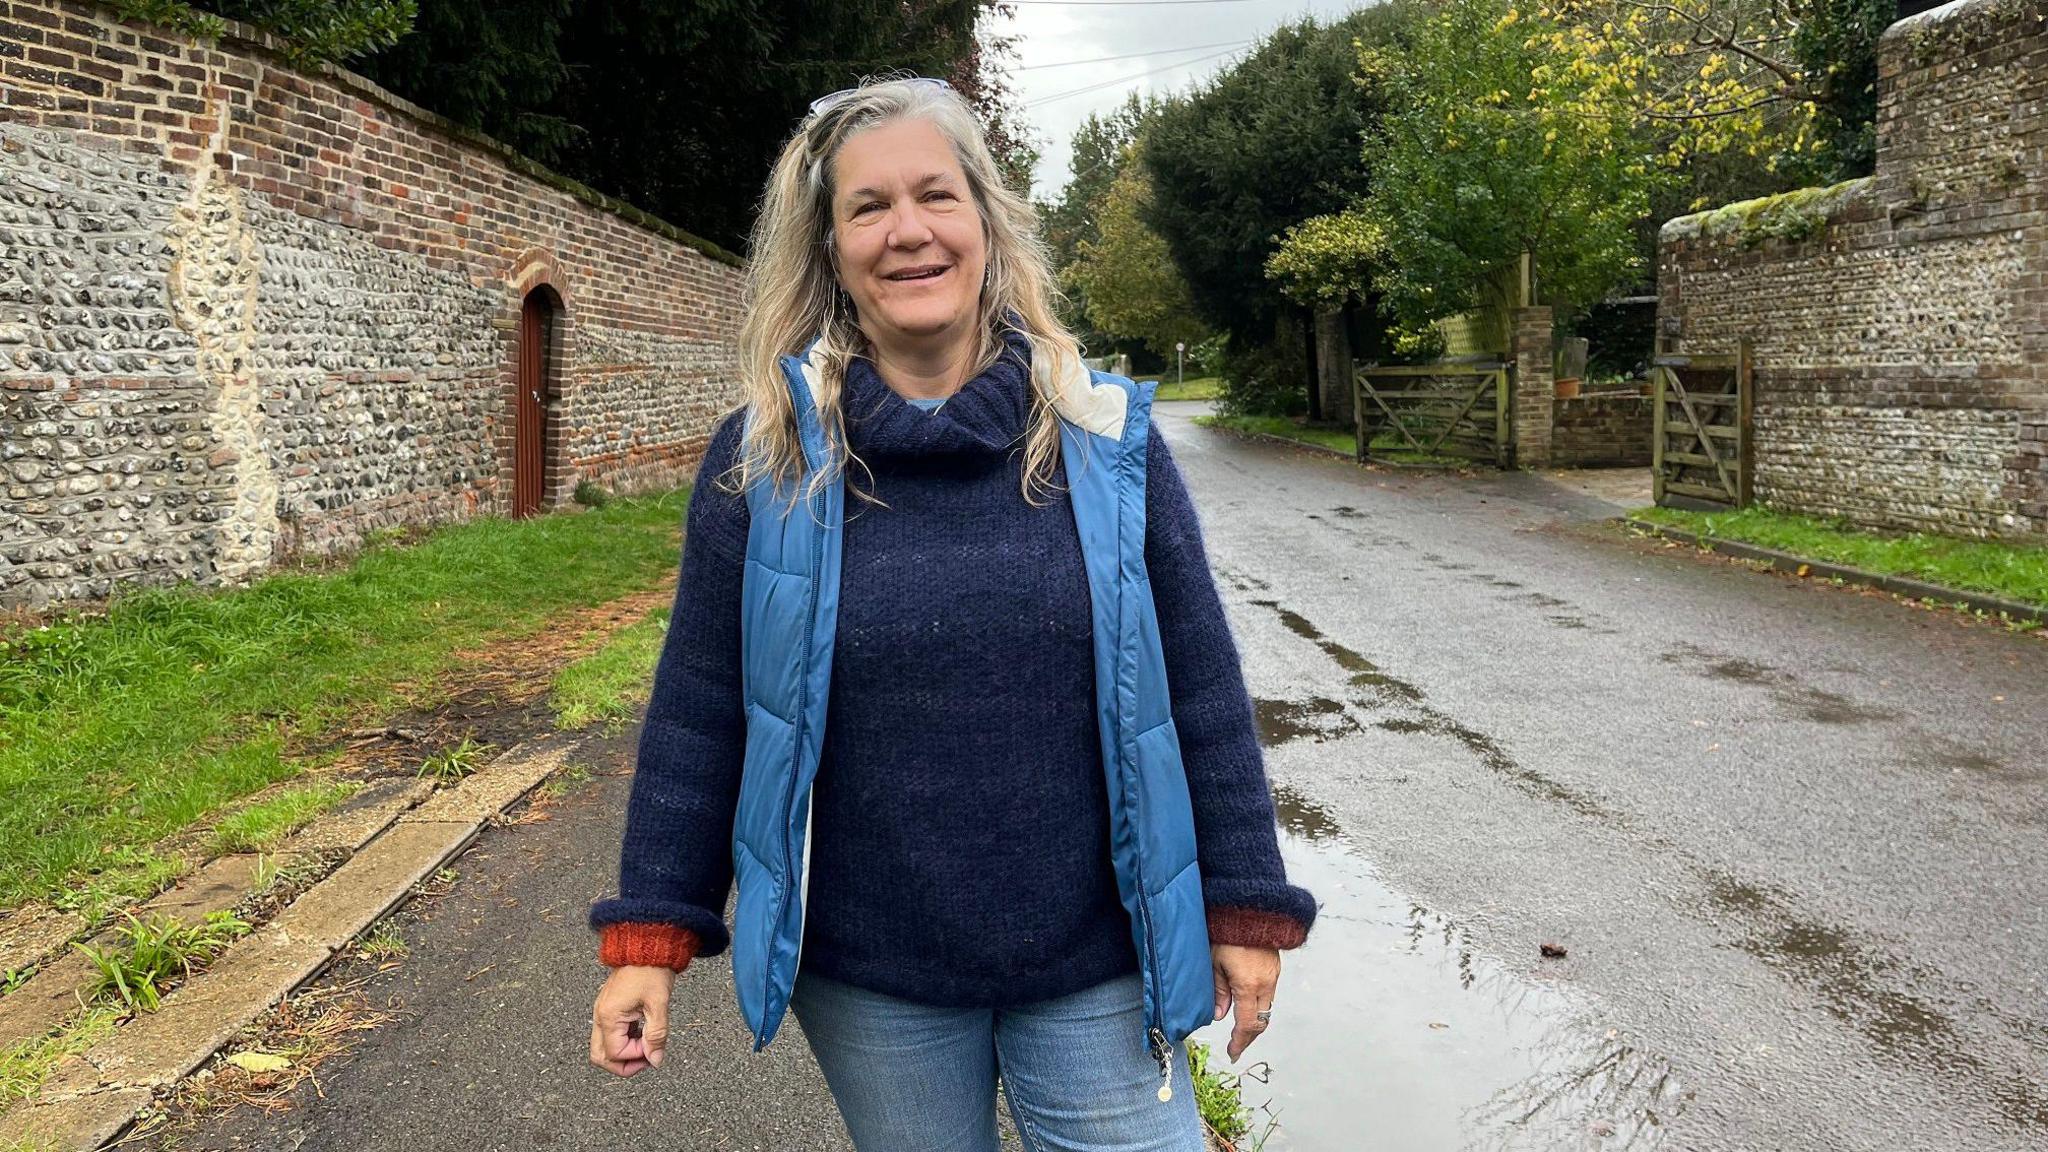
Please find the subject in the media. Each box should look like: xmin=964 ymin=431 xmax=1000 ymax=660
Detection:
xmin=1 ymin=965 xmax=33 ymax=997
xmin=573 ymin=479 xmax=613 ymax=508
xmin=1187 ymin=1039 xmax=1266 ymax=1147
xmin=73 ymin=909 xmax=252 ymax=1013
xmin=250 ymin=851 xmax=328 ymax=899
xmin=417 ymin=736 xmax=495 ymax=783
xmin=353 ymin=921 xmax=408 ymax=962
xmin=535 ymin=762 xmax=596 ymax=803
xmin=48 ymin=849 xmax=185 ymax=932
xmin=252 ymin=852 xmax=280 ymax=893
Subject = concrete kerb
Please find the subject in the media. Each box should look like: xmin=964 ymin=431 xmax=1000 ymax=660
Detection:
xmin=1620 ymin=517 xmax=2048 ymax=626
xmin=0 ymin=778 xmax=435 ymax=1051
xmin=0 ymin=734 xmax=589 ymax=1150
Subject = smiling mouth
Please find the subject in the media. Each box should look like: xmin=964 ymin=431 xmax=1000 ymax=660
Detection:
xmin=884 ymin=265 xmax=951 ymax=282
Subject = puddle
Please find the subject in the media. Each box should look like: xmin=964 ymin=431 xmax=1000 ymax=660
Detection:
xmin=1659 ymin=644 xmax=1894 ymax=725
xmin=1251 ymin=600 xmax=1391 ymax=678
xmin=1256 ymin=696 xmax=1357 ymax=746
xmin=1197 ymin=788 xmax=1688 ymax=1150
xmin=1244 ymin=598 xmax=1618 ymax=827
xmin=1698 ymin=869 xmax=2048 ymax=1131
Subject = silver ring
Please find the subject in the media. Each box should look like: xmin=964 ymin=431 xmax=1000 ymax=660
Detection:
xmin=1254 ymin=1009 xmax=1272 ymax=1023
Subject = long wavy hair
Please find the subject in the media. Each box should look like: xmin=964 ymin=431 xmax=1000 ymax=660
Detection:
xmin=717 ymin=76 xmax=1086 ymax=515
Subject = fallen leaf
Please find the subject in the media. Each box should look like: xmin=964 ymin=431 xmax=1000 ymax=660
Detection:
xmin=1540 ymin=942 xmax=1568 ymax=959
xmin=1796 ymin=564 xmax=1810 ymax=577
xmin=227 ymin=1051 xmax=291 ymax=1073
xmin=1428 ymin=1021 xmax=1449 ymax=1030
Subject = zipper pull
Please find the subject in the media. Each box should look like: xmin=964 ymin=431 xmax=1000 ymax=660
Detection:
xmin=1149 ymin=1027 xmax=1173 ymax=1102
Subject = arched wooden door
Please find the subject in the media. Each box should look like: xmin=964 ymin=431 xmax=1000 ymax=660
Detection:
xmin=514 ymin=290 xmax=554 ymax=518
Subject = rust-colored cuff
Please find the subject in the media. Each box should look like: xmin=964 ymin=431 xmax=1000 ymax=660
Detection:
xmin=1207 ymin=905 xmax=1309 ymax=951
xmin=599 ymin=922 xmax=700 ymax=972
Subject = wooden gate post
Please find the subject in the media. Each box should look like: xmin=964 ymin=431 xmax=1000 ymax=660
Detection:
xmin=1652 ymin=364 xmax=1668 ymax=505
xmin=1737 ymin=336 xmax=1754 ymax=508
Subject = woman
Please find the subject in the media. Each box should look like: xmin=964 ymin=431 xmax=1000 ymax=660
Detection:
xmin=587 ymin=76 xmax=1315 ymax=1151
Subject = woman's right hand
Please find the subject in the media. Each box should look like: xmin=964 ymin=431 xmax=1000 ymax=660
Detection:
xmin=590 ymin=964 xmax=678 ymax=1077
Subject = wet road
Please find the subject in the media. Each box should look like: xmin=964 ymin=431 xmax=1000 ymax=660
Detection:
xmin=1166 ymin=403 xmax=2048 ymax=1151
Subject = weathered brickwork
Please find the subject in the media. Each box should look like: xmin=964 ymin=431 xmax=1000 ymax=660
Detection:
xmin=0 ymin=0 xmax=746 ymax=611
xmin=1552 ymin=393 xmax=1654 ymax=468
xmin=1509 ymin=305 xmax=1554 ymax=468
xmin=1658 ymin=0 xmax=2048 ymax=539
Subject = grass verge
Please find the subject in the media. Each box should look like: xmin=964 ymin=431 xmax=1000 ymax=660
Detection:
xmin=551 ymin=605 xmax=671 ymax=733
xmin=1194 ymin=414 xmax=1355 ymax=456
xmin=207 ymin=781 xmax=363 ymax=856
xmin=1148 ymin=376 xmax=1222 ymax=402
xmin=1194 ymin=413 xmax=1475 ymax=468
xmin=0 ymin=1004 xmax=121 ymax=1106
xmin=1632 ymin=504 xmax=2048 ymax=611
xmin=0 ymin=487 xmax=689 ymax=915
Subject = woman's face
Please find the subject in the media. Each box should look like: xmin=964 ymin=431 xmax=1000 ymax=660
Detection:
xmin=828 ymin=116 xmax=987 ymax=349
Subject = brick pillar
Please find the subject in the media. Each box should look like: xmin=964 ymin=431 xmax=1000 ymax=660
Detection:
xmin=1510 ymin=305 xmax=1554 ymax=469
xmin=1315 ymin=306 xmax=1355 ymax=427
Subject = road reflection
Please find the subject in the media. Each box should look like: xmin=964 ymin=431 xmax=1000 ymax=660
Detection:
xmin=1191 ymin=787 xmax=1690 ymax=1150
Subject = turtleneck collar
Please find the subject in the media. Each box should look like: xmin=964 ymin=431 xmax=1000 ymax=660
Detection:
xmin=839 ymin=327 xmax=1034 ymax=463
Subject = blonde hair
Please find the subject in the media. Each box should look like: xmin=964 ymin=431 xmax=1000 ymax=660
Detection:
xmin=718 ymin=76 xmax=1086 ymax=516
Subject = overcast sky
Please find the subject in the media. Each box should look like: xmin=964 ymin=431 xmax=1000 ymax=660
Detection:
xmin=996 ymin=0 xmax=1376 ymax=203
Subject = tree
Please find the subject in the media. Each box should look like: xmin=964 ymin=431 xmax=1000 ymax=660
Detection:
xmin=355 ymin=0 xmax=1029 ymax=253
xmin=1531 ymin=0 xmax=1893 ymax=183
xmin=1137 ymin=3 xmax=1421 ymax=412
xmin=1790 ymin=0 xmax=1895 ymax=177
xmin=352 ymin=0 xmax=575 ymax=160
xmin=1139 ymin=10 xmax=1401 ymax=347
xmin=1357 ymin=0 xmax=1664 ymax=341
xmin=1041 ymin=92 xmax=1160 ymax=269
xmin=1038 ymin=92 xmax=1164 ymax=359
xmin=1264 ymin=209 xmax=1383 ymax=312
xmin=108 ymin=0 xmax=416 ymax=65
xmin=1062 ymin=160 xmax=1211 ymax=362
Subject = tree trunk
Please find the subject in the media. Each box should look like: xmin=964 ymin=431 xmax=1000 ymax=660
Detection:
xmin=1302 ymin=308 xmax=1322 ymax=423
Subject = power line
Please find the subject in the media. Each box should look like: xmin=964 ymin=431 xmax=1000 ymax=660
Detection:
xmin=1024 ymin=45 xmax=1246 ymax=107
xmin=1017 ymin=39 xmax=1252 ymax=69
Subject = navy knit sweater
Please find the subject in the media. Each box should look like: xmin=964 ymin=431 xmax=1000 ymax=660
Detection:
xmin=589 ymin=333 xmax=1317 ymax=1006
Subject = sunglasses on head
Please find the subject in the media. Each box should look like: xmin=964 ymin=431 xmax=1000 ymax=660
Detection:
xmin=807 ymin=76 xmax=952 ymax=120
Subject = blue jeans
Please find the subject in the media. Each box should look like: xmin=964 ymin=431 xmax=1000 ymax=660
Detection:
xmin=789 ymin=970 xmax=1206 ymax=1152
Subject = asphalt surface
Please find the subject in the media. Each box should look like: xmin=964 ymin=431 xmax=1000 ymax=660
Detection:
xmin=143 ymin=725 xmax=858 ymax=1152
xmin=1163 ymin=403 xmax=2047 ymax=1151
xmin=148 ymin=402 xmax=2047 ymax=1151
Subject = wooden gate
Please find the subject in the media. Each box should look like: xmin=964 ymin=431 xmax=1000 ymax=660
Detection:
xmin=1652 ymin=340 xmax=1752 ymax=510
xmin=1353 ymin=358 xmax=1511 ymax=466
xmin=513 ymin=290 xmax=554 ymax=519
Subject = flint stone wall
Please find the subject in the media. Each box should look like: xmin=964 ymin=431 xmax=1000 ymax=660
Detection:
xmin=0 ymin=0 xmax=746 ymax=612
xmin=1656 ymin=0 xmax=2048 ymax=539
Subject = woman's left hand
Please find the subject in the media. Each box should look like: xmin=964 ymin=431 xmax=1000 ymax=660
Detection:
xmin=1211 ymin=943 xmax=1282 ymax=1061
